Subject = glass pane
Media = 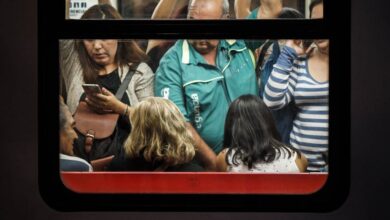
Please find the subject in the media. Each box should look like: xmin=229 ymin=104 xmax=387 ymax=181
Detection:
xmin=65 ymin=0 xmax=323 ymax=20
xmin=59 ymin=38 xmax=329 ymax=194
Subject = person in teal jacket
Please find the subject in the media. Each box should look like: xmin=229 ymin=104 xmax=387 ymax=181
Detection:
xmin=155 ymin=37 xmax=258 ymax=170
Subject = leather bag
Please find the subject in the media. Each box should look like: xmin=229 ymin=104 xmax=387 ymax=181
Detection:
xmin=73 ymin=64 xmax=138 ymax=162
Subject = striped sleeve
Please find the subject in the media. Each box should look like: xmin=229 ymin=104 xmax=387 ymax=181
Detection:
xmin=264 ymin=46 xmax=298 ymax=110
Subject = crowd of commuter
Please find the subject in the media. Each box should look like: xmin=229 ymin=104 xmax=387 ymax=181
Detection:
xmin=60 ymin=0 xmax=326 ymax=173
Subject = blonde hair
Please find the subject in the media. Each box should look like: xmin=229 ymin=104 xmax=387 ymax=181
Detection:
xmin=124 ymin=97 xmax=196 ymax=168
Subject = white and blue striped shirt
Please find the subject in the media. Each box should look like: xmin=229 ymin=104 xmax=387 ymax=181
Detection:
xmin=264 ymin=46 xmax=328 ymax=172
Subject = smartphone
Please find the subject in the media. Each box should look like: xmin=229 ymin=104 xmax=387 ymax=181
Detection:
xmin=82 ymin=84 xmax=102 ymax=95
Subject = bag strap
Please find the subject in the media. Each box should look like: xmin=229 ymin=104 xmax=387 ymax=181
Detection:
xmin=115 ymin=63 xmax=140 ymax=102
xmin=255 ymin=40 xmax=274 ymax=81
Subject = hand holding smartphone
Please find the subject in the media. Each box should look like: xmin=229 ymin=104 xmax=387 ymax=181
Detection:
xmin=82 ymin=84 xmax=102 ymax=96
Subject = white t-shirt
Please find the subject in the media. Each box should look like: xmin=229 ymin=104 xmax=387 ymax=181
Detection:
xmin=227 ymin=148 xmax=300 ymax=173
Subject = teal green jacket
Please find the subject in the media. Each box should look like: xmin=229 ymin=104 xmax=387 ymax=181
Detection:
xmin=155 ymin=39 xmax=258 ymax=153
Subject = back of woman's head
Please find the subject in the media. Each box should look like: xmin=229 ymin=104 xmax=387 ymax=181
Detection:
xmin=224 ymin=95 xmax=286 ymax=169
xmin=124 ymin=97 xmax=195 ymax=167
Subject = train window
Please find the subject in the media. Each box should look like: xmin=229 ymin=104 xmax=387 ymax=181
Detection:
xmin=58 ymin=37 xmax=329 ymax=191
xmin=65 ymin=0 xmax=322 ymax=20
xmin=39 ymin=0 xmax=349 ymax=211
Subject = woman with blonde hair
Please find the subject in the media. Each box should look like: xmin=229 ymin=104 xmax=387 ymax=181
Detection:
xmin=109 ymin=97 xmax=204 ymax=171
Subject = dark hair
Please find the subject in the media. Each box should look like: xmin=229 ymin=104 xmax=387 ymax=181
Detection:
xmin=80 ymin=4 xmax=122 ymax=20
xmin=75 ymin=4 xmax=148 ymax=83
xmin=278 ymin=7 xmax=304 ymax=19
xmin=223 ymin=95 xmax=300 ymax=169
xmin=309 ymin=0 xmax=323 ymax=18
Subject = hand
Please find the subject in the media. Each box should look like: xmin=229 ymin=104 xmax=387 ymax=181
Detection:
xmin=85 ymin=87 xmax=125 ymax=114
xmin=285 ymin=40 xmax=306 ymax=56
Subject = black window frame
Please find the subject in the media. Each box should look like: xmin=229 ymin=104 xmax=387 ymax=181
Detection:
xmin=38 ymin=0 xmax=350 ymax=211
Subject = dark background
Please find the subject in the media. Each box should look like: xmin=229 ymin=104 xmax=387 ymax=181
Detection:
xmin=1 ymin=0 xmax=389 ymax=219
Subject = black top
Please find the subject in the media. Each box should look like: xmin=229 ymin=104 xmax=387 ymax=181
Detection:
xmin=108 ymin=156 xmax=204 ymax=172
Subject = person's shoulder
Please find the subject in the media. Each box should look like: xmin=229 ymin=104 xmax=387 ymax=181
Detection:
xmin=156 ymin=40 xmax=185 ymax=71
xmin=60 ymin=154 xmax=92 ymax=171
xmin=60 ymin=154 xmax=89 ymax=164
xmin=164 ymin=40 xmax=184 ymax=56
xmin=135 ymin=62 xmax=154 ymax=75
xmin=157 ymin=40 xmax=183 ymax=64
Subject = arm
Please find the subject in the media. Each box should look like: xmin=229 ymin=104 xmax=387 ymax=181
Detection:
xmin=134 ymin=63 xmax=155 ymax=102
xmin=295 ymin=153 xmax=308 ymax=172
xmin=151 ymin=0 xmax=188 ymax=19
xmin=263 ymin=40 xmax=303 ymax=110
xmin=187 ymin=123 xmax=217 ymax=171
xmin=216 ymin=149 xmax=228 ymax=172
xmin=59 ymin=40 xmax=81 ymax=97
xmin=234 ymin=0 xmax=252 ymax=19
xmin=146 ymin=0 xmax=188 ymax=54
xmin=155 ymin=51 xmax=217 ymax=171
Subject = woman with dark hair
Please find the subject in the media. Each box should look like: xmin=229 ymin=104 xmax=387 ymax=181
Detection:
xmin=62 ymin=4 xmax=154 ymax=114
xmin=216 ymin=95 xmax=307 ymax=172
xmin=60 ymin=4 xmax=154 ymax=161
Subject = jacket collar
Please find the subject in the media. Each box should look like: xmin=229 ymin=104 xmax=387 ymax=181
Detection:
xmin=181 ymin=39 xmax=244 ymax=65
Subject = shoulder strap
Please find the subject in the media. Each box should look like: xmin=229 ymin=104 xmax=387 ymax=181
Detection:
xmin=115 ymin=63 xmax=140 ymax=102
xmin=255 ymin=40 xmax=274 ymax=81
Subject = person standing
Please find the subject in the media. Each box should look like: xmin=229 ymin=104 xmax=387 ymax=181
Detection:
xmin=155 ymin=0 xmax=258 ymax=170
xmin=263 ymin=0 xmax=327 ymax=172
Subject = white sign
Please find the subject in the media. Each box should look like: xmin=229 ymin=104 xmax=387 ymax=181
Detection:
xmin=69 ymin=0 xmax=99 ymax=19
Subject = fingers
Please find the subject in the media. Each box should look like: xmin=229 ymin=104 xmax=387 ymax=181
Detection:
xmin=86 ymin=94 xmax=105 ymax=106
xmin=85 ymin=96 xmax=101 ymax=109
xmin=101 ymin=87 xmax=113 ymax=96
xmin=88 ymin=89 xmax=111 ymax=103
xmin=85 ymin=97 xmax=113 ymax=113
xmin=85 ymin=99 xmax=103 ymax=113
xmin=84 ymin=87 xmax=120 ymax=113
xmin=93 ymin=87 xmax=116 ymax=103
